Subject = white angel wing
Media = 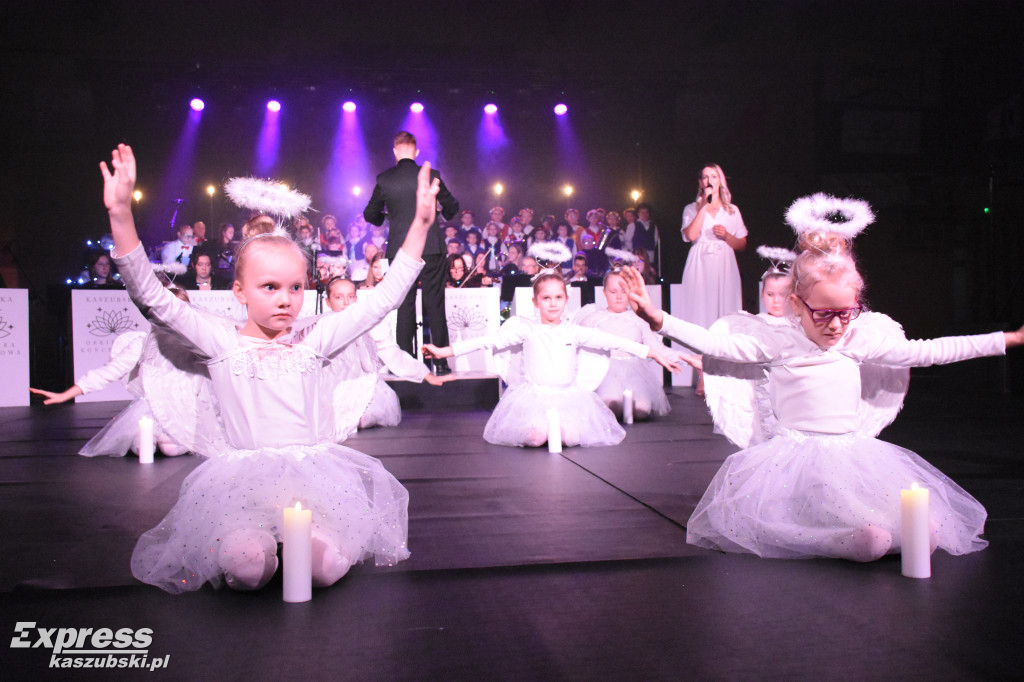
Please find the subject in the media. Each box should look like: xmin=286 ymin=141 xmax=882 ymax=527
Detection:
xmin=701 ymin=312 xmax=777 ymax=448
xmin=855 ymin=312 xmax=910 ymax=437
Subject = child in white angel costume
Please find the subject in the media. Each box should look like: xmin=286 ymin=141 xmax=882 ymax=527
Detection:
xmin=101 ymin=144 xmax=441 ymax=593
xmin=573 ymin=269 xmax=671 ymax=421
xmin=623 ymin=194 xmax=1024 ymax=562
xmin=30 ymin=281 xmax=230 ymax=458
xmin=423 ymin=273 xmax=683 ymax=448
xmin=322 ymin=276 xmax=452 ymax=439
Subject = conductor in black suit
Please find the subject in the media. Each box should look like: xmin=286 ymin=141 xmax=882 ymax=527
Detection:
xmin=364 ymin=131 xmax=460 ymax=373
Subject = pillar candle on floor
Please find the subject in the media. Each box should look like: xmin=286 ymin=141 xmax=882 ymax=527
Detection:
xmin=900 ymin=482 xmax=930 ymax=579
xmin=547 ymin=408 xmax=562 ymax=453
xmin=138 ymin=416 xmax=155 ymax=464
xmin=283 ymin=501 xmax=312 ymax=602
xmin=623 ymin=389 xmax=634 ymax=424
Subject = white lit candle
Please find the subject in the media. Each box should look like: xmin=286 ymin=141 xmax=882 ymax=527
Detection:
xmin=622 ymin=389 xmax=634 ymax=425
xmin=138 ymin=416 xmax=155 ymax=464
xmin=283 ymin=501 xmax=313 ymax=602
xmin=900 ymin=482 xmax=931 ymax=579
xmin=547 ymin=408 xmax=562 ymax=453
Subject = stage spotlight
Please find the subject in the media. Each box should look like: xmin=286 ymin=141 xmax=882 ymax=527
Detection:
xmin=563 ymin=185 xmax=574 ymax=197
xmin=410 ymin=102 xmax=424 ymax=114
xmin=267 ymin=100 xmax=281 ymax=112
xmin=484 ymin=103 xmax=498 ymax=115
xmin=352 ymin=186 xmax=362 ymax=196
xmin=554 ymin=103 xmax=568 ymax=116
xmin=631 ymin=190 xmax=642 ymax=202
xmin=206 ymin=185 xmax=216 ymax=197
xmin=342 ymin=101 xmax=357 ymax=113
xmin=133 ymin=190 xmax=142 ymax=202
xmin=190 ymin=98 xmax=205 ymax=112
xmin=493 ymin=183 xmax=504 ymax=196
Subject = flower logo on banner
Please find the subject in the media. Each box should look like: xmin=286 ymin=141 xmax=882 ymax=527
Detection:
xmin=0 ymin=313 xmax=11 ymax=339
xmin=448 ymin=304 xmax=488 ymax=334
xmin=87 ymin=306 xmax=139 ymax=337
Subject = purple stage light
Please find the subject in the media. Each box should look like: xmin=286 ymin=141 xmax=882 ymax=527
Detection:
xmin=342 ymin=101 xmax=357 ymax=113
xmin=190 ymin=98 xmax=205 ymax=112
xmin=554 ymin=103 xmax=568 ymax=116
xmin=410 ymin=102 xmax=424 ymax=114
xmin=267 ymin=100 xmax=281 ymax=112
xmin=484 ymin=103 xmax=498 ymax=115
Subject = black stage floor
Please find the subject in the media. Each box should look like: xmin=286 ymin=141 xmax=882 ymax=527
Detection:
xmin=2 ymin=364 xmax=1023 ymax=681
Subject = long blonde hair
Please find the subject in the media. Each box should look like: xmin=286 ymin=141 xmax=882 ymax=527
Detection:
xmin=695 ymin=163 xmax=736 ymax=215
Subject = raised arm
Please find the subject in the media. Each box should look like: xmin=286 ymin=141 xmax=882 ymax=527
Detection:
xmin=100 ymin=144 xmax=141 ymax=256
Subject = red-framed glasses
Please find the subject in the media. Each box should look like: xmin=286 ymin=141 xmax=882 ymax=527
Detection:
xmin=798 ymin=297 xmax=863 ymax=325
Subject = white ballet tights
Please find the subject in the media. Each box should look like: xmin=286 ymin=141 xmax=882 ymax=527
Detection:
xmin=218 ymin=528 xmax=279 ymax=591
xmin=311 ymin=529 xmax=352 ymax=588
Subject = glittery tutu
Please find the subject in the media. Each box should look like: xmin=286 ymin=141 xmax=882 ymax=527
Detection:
xmin=131 ymin=443 xmax=410 ymax=593
xmin=686 ymin=430 xmax=988 ymax=560
xmin=483 ymin=383 xmax=626 ymax=448
xmin=358 ymin=379 xmax=402 ymax=430
xmin=78 ymin=398 xmax=179 ymax=457
xmin=594 ymin=356 xmax=670 ymax=420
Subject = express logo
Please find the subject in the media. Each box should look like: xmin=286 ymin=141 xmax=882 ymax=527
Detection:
xmin=11 ymin=622 xmax=169 ymax=671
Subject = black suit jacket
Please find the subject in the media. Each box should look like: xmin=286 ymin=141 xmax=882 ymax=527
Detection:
xmin=363 ymin=158 xmax=459 ymax=260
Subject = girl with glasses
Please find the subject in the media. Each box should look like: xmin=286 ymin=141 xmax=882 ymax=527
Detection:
xmin=622 ymin=194 xmax=1024 ymax=563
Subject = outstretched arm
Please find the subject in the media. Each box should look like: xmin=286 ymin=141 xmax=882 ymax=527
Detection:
xmin=30 ymin=385 xmax=84 ymax=405
xmin=620 ymin=266 xmax=664 ymax=331
xmin=1006 ymin=325 xmax=1024 ymax=349
xmin=421 ymin=344 xmax=454 ymax=360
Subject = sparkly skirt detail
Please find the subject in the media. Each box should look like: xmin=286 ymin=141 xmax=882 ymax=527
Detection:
xmin=483 ymin=383 xmax=626 ymax=448
xmin=131 ymin=443 xmax=410 ymax=593
xmin=686 ymin=430 xmax=987 ymax=560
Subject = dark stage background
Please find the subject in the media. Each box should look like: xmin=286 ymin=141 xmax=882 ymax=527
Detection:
xmin=0 ymin=0 xmax=1021 ymax=390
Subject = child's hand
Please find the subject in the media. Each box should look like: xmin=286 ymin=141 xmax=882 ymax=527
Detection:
xmin=1006 ymin=324 xmax=1024 ymax=348
xmin=413 ymin=162 xmax=441 ymax=230
xmin=424 ymin=373 xmax=457 ymax=386
xmin=647 ymin=347 xmax=686 ymax=373
xmin=421 ymin=343 xmax=452 ymax=360
xmin=100 ymin=144 xmax=136 ymax=213
xmin=30 ymin=386 xmax=82 ymax=405
xmin=620 ymin=266 xmax=663 ymax=330
xmin=680 ymin=353 xmax=703 ymax=371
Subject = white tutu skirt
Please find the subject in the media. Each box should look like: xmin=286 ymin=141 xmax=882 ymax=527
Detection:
xmin=687 ymin=429 xmax=987 ymax=560
xmin=483 ymin=383 xmax=626 ymax=448
xmin=131 ymin=443 xmax=410 ymax=593
xmin=358 ymin=379 xmax=403 ymax=430
xmin=594 ymin=357 xmax=670 ymax=420
xmin=78 ymin=398 xmax=178 ymax=457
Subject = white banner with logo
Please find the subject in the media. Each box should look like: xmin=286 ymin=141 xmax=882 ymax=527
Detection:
xmin=71 ymin=290 xmax=151 ymax=402
xmin=0 ymin=289 xmax=30 ymax=406
xmin=445 ymin=287 xmax=501 ymax=373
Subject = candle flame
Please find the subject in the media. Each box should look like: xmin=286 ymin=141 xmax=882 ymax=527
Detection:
xmin=911 ymin=482 xmax=920 ymax=491
xmin=295 ymin=501 xmax=302 ymax=511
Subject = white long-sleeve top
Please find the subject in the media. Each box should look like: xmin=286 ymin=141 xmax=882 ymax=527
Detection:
xmin=114 ymin=243 xmax=423 ymax=449
xmin=659 ymin=312 xmax=1006 ymax=434
xmin=452 ymin=316 xmax=648 ymax=388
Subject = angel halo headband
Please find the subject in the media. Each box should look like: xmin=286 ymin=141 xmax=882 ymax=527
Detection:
xmin=756 ymin=245 xmax=797 ymax=280
xmin=785 ymin=193 xmax=874 ymax=240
